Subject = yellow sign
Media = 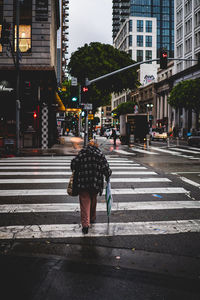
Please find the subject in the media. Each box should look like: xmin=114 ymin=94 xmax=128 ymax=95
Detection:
xmin=88 ymin=114 xmax=94 ymax=120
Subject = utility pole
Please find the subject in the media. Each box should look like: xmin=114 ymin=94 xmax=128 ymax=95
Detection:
xmin=16 ymin=0 xmax=20 ymax=155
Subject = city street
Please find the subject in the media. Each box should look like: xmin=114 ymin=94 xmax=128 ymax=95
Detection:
xmin=0 ymin=136 xmax=200 ymax=299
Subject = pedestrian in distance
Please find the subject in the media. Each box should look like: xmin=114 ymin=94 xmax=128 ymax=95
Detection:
xmin=111 ymin=128 xmax=117 ymax=146
xmin=71 ymin=139 xmax=112 ymax=234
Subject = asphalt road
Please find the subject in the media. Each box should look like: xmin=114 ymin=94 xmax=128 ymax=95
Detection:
xmin=0 ymin=137 xmax=200 ymax=299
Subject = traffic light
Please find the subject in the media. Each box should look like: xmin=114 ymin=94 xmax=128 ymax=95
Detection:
xmin=81 ymin=86 xmax=88 ymax=103
xmin=33 ymin=111 xmax=37 ymax=119
xmin=0 ymin=20 xmax=11 ymax=45
xmin=24 ymin=81 xmax=32 ymax=96
xmin=70 ymin=86 xmax=79 ymax=107
xmin=160 ymin=50 xmax=168 ymax=69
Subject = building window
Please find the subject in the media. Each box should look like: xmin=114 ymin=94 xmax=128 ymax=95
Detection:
xmin=0 ymin=0 xmax=3 ymax=52
xmin=146 ymin=20 xmax=152 ymax=32
xmin=13 ymin=0 xmax=32 ymax=53
xmin=129 ymin=35 xmax=132 ymax=46
xmin=137 ymin=50 xmax=143 ymax=62
xmin=137 ymin=35 xmax=143 ymax=47
xmin=137 ymin=20 xmax=143 ymax=32
xmin=145 ymin=50 xmax=152 ymax=61
xmin=145 ymin=36 xmax=152 ymax=47
xmin=129 ymin=20 xmax=132 ymax=32
xmin=128 ymin=49 xmax=132 ymax=58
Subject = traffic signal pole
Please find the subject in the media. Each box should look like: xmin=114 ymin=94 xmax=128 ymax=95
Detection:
xmin=85 ymin=58 xmax=199 ymax=86
xmin=16 ymin=0 xmax=20 ymax=156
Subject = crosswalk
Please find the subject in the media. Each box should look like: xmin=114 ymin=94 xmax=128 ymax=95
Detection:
xmin=126 ymin=144 xmax=200 ymax=160
xmin=0 ymin=155 xmax=199 ymax=239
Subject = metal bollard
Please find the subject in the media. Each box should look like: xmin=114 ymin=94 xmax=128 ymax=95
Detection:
xmin=167 ymin=137 xmax=170 ymax=147
xmin=176 ymin=137 xmax=179 ymax=146
xmin=146 ymin=134 xmax=150 ymax=149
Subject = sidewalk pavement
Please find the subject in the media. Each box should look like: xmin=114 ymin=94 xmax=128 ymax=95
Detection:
xmin=0 ymin=136 xmax=84 ymax=157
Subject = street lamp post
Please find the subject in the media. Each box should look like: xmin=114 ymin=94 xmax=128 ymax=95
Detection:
xmin=16 ymin=0 xmax=20 ymax=155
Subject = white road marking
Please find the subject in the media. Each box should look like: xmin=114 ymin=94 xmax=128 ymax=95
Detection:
xmin=0 ymin=171 xmax=158 ymax=176
xmin=0 ymin=219 xmax=199 ymax=239
xmin=0 ymin=162 xmax=140 ymax=166
xmin=0 ymin=177 xmax=171 ymax=184
xmin=150 ymin=147 xmax=182 ymax=155
xmin=179 ymin=177 xmax=200 ymax=188
xmin=0 ymin=201 xmax=199 ymax=213
xmin=0 ymin=187 xmax=188 ymax=196
xmin=131 ymin=148 xmax=158 ymax=155
xmin=0 ymin=165 xmax=145 ymax=170
xmin=113 ymin=150 xmax=136 ymax=155
xmin=170 ymin=147 xmax=200 ymax=155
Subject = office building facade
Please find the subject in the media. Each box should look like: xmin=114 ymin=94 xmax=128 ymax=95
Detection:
xmin=112 ymin=0 xmax=174 ymax=58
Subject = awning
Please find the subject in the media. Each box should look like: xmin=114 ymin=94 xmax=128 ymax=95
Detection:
xmin=55 ymin=93 xmax=66 ymax=111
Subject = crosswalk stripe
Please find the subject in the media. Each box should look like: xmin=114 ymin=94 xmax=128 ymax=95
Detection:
xmin=0 ymin=166 xmax=146 ymax=170
xmin=0 ymin=162 xmax=140 ymax=166
xmin=0 ymin=219 xmax=199 ymax=239
xmin=0 ymin=171 xmax=158 ymax=175
xmin=150 ymin=147 xmax=182 ymax=155
xmin=113 ymin=150 xmax=136 ymax=155
xmin=0 ymin=187 xmax=187 ymax=196
xmin=169 ymin=147 xmax=200 ymax=155
xmin=0 ymin=201 xmax=199 ymax=213
xmin=131 ymin=148 xmax=158 ymax=155
xmin=0 ymin=177 xmax=171 ymax=184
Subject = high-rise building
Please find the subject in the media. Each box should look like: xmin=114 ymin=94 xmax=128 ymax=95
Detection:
xmin=112 ymin=0 xmax=174 ymax=58
xmin=174 ymin=0 xmax=200 ymax=73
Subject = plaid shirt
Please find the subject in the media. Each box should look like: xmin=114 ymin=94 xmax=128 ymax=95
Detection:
xmin=71 ymin=145 xmax=112 ymax=195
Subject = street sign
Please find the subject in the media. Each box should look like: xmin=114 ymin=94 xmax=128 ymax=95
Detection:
xmin=88 ymin=114 xmax=94 ymax=120
xmin=83 ymin=103 xmax=93 ymax=110
xmin=71 ymin=77 xmax=78 ymax=86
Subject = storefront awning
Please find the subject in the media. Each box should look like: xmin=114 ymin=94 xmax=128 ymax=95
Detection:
xmin=55 ymin=93 xmax=66 ymax=111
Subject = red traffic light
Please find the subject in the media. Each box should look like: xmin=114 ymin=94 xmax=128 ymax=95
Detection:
xmin=33 ymin=112 xmax=37 ymax=119
xmin=162 ymin=52 xmax=167 ymax=58
xmin=82 ymin=87 xmax=88 ymax=92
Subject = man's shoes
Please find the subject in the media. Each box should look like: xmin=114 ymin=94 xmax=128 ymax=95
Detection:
xmin=82 ymin=227 xmax=89 ymax=234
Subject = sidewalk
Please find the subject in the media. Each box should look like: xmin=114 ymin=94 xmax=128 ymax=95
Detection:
xmin=0 ymin=136 xmax=84 ymax=157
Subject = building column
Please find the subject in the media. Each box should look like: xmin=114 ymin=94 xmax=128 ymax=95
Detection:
xmin=192 ymin=111 xmax=197 ymax=130
xmin=168 ymin=104 xmax=172 ymax=133
xmin=160 ymin=96 xmax=163 ymax=120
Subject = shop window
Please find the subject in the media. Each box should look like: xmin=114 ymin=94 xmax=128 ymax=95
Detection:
xmin=13 ymin=0 xmax=32 ymax=53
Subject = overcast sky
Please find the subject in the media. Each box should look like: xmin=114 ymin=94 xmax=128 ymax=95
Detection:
xmin=68 ymin=0 xmax=112 ymax=58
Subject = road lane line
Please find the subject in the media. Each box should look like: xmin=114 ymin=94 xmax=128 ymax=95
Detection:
xmin=0 ymin=220 xmax=200 ymax=239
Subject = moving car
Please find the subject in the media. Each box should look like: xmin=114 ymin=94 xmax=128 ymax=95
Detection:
xmin=187 ymin=131 xmax=200 ymax=146
xmin=151 ymin=129 xmax=167 ymax=141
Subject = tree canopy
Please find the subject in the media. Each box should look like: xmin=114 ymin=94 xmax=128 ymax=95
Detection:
xmin=68 ymin=42 xmax=139 ymax=111
xmin=112 ymin=101 xmax=137 ymax=117
xmin=168 ymin=79 xmax=200 ymax=113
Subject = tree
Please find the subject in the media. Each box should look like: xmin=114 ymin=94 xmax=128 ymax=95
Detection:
xmin=168 ymin=79 xmax=200 ymax=114
xmin=68 ymin=42 xmax=139 ymax=111
xmin=112 ymin=101 xmax=137 ymax=117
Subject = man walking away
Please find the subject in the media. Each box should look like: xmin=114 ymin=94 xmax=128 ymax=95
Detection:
xmin=71 ymin=139 xmax=112 ymax=234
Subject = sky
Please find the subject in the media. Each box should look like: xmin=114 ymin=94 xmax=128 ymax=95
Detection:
xmin=68 ymin=0 xmax=113 ymax=59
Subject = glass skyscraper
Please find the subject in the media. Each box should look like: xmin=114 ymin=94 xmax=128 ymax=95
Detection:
xmin=112 ymin=0 xmax=174 ymax=58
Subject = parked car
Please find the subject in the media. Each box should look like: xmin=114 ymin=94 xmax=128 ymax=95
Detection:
xmin=187 ymin=131 xmax=200 ymax=146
